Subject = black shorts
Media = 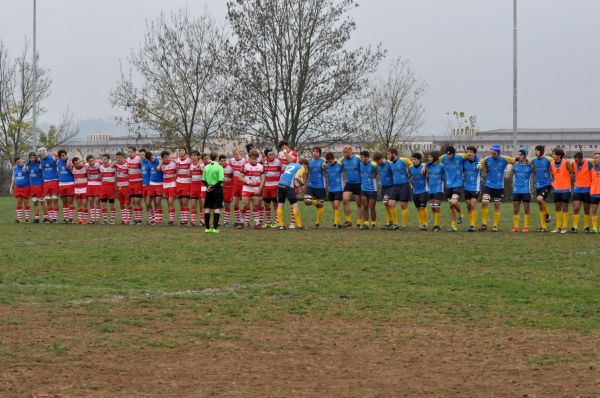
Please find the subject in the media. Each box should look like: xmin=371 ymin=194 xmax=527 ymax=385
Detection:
xmin=381 ymin=186 xmax=392 ymax=200
xmin=464 ymin=190 xmax=479 ymax=200
xmin=328 ymin=191 xmax=343 ymax=202
xmin=553 ymin=191 xmax=571 ymax=203
xmin=483 ymin=187 xmax=504 ymax=202
xmin=573 ymin=192 xmax=591 ymax=203
xmin=388 ymin=184 xmax=411 ymax=202
xmin=204 ymin=187 xmax=223 ymax=209
xmin=361 ymin=191 xmax=377 ymax=200
xmin=305 ymin=187 xmax=326 ymax=200
xmin=343 ymin=183 xmax=362 ymax=196
xmin=535 ymin=185 xmax=552 ymax=199
xmin=428 ymin=192 xmax=443 ymax=201
xmin=591 ymin=196 xmax=600 ymax=205
xmin=278 ymin=186 xmax=298 ymax=205
xmin=413 ymin=192 xmax=428 ymax=208
xmin=444 ymin=187 xmax=462 ymax=200
xmin=512 ymin=193 xmax=531 ymax=203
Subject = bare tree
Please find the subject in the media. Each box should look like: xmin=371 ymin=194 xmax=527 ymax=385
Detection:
xmin=226 ymin=0 xmax=385 ymax=150
xmin=111 ymin=8 xmax=233 ymax=153
xmin=364 ymin=57 xmax=427 ymax=151
xmin=38 ymin=110 xmax=79 ymax=150
xmin=0 ymin=40 xmax=51 ymax=159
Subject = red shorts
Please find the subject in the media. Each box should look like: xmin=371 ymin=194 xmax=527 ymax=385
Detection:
xmin=148 ymin=185 xmax=163 ymax=197
xmin=232 ymin=183 xmax=243 ymax=198
xmin=101 ymin=185 xmax=115 ymax=200
xmin=242 ymin=190 xmax=260 ymax=198
xmin=163 ymin=187 xmax=176 ymax=199
xmin=43 ymin=180 xmax=59 ymax=196
xmin=143 ymin=185 xmax=153 ymax=197
xmin=75 ymin=194 xmax=87 ymax=200
xmin=129 ymin=182 xmax=143 ymax=197
xmin=117 ymin=186 xmax=130 ymax=205
xmin=87 ymin=185 xmax=102 ymax=197
xmin=14 ymin=186 xmax=30 ymax=199
xmin=263 ymin=186 xmax=278 ymax=200
xmin=30 ymin=184 xmax=43 ymax=199
xmin=190 ymin=184 xmax=202 ymax=200
xmin=176 ymin=183 xmax=191 ymax=198
xmin=223 ymin=187 xmax=232 ymax=203
xmin=59 ymin=185 xmax=74 ymax=197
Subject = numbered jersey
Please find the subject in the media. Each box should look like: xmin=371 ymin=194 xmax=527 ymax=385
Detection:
xmin=242 ymin=162 xmax=264 ymax=194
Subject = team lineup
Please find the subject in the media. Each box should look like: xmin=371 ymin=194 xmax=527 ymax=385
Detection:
xmin=9 ymin=141 xmax=600 ymax=233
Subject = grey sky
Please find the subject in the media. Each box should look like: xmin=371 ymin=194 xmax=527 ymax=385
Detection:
xmin=1 ymin=0 xmax=599 ymax=135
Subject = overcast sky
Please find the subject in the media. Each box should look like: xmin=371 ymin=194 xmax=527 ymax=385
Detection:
xmin=1 ymin=0 xmax=599 ymax=135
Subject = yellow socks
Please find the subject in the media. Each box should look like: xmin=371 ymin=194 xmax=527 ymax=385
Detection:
xmin=481 ymin=207 xmax=489 ymax=225
xmin=572 ymin=213 xmax=580 ymax=229
xmin=401 ymin=208 xmax=408 ymax=227
xmin=493 ymin=211 xmax=501 ymax=227
xmin=434 ymin=212 xmax=441 ymax=226
xmin=277 ymin=207 xmax=285 ymax=227
xmin=316 ymin=207 xmax=324 ymax=225
xmin=334 ymin=208 xmax=341 ymax=225
xmin=470 ymin=211 xmax=477 ymax=227
xmin=584 ymin=215 xmax=590 ymax=229
xmin=385 ymin=207 xmax=391 ymax=225
xmin=513 ymin=214 xmax=519 ymax=229
xmin=563 ymin=211 xmax=569 ymax=229
xmin=540 ymin=210 xmax=547 ymax=229
xmin=592 ymin=216 xmax=599 ymax=231
xmin=292 ymin=207 xmax=302 ymax=227
xmin=390 ymin=208 xmax=399 ymax=225
xmin=345 ymin=214 xmax=352 ymax=223
xmin=556 ymin=210 xmax=563 ymax=229
xmin=524 ymin=214 xmax=530 ymax=229
xmin=356 ymin=218 xmax=363 ymax=226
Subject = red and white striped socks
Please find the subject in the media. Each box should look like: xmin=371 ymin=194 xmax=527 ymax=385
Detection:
xmin=224 ymin=207 xmax=231 ymax=224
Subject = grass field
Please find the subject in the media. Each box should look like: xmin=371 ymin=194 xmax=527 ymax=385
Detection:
xmin=1 ymin=196 xmax=599 ymax=397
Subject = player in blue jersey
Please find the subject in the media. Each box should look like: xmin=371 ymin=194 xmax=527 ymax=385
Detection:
xmin=410 ymin=153 xmax=428 ymax=230
xmin=387 ymin=148 xmax=413 ymax=230
xmin=324 ymin=152 xmax=344 ymax=228
xmin=38 ymin=147 xmax=60 ymax=223
xmin=57 ymin=149 xmax=75 ymax=223
xmin=463 ymin=146 xmax=481 ymax=232
xmin=373 ymin=152 xmax=394 ymax=228
xmin=531 ymin=145 xmax=553 ymax=231
xmin=341 ymin=145 xmax=363 ymax=227
xmin=507 ymin=147 xmax=533 ymax=232
xmin=479 ymin=144 xmax=515 ymax=232
xmin=359 ymin=151 xmax=378 ymax=229
xmin=425 ymin=151 xmax=444 ymax=232
xmin=305 ymin=147 xmax=326 ymax=228
xmin=10 ymin=156 xmax=30 ymax=223
xmin=276 ymin=149 xmax=305 ymax=230
xmin=25 ymin=151 xmax=47 ymax=223
xmin=440 ymin=146 xmax=466 ymax=231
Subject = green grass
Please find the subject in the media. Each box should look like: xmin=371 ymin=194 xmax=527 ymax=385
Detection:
xmin=0 ymin=196 xmax=599 ymax=336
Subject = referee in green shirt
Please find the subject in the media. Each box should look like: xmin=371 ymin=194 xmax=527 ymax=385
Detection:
xmin=202 ymin=152 xmax=225 ymax=233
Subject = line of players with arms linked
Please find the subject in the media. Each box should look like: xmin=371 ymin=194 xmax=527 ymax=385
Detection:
xmin=9 ymin=140 xmax=600 ymax=233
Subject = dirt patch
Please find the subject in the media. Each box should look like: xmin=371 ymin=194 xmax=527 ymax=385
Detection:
xmin=1 ymin=305 xmax=600 ymax=397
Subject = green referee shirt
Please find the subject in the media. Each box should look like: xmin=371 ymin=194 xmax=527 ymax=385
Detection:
xmin=202 ymin=161 xmax=224 ymax=185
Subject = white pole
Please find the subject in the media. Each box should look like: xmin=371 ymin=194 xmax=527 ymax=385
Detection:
xmin=32 ymin=0 xmax=38 ymax=151
xmin=512 ymin=0 xmax=518 ymax=156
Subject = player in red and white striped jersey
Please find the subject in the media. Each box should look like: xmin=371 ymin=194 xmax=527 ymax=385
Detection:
xmin=86 ymin=155 xmax=102 ymax=224
xmin=190 ymin=150 xmax=204 ymax=227
xmin=72 ymin=157 xmax=89 ymax=224
xmin=115 ymin=151 xmax=131 ymax=224
xmin=263 ymin=148 xmax=282 ymax=227
xmin=159 ymin=150 xmax=178 ymax=225
xmin=100 ymin=154 xmax=117 ymax=224
xmin=245 ymin=143 xmax=265 ymax=225
xmin=220 ymin=155 xmax=234 ymax=226
xmin=175 ymin=148 xmax=194 ymax=225
xmin=229 ymin=148 xmax=247 ymax=227
xmin=239 ymin=149 xmax=265 ymax=229
xmin=127 ymin=147 xmax=144 ymax=225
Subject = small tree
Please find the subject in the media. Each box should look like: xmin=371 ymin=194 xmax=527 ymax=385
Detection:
xmin=112 ymin=8 xmax=234 ymax=153
xmin=38 ymin=111 xmax=79 ymax=150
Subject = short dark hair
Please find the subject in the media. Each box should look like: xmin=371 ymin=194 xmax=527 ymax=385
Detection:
xmin=161 ymin=150 xmax=170 ymax=158
xmin=72 ymin=157 xmax=80 ymax=162
xmin=218 ymin=154 xmax=227 ymax=161
xmin=201 ymin=153 xmax=209 ymax=159
xmin=325 ymin=152 xmax=335 ymax=161
xmin=574 ymin=151 xmax=583 ymax=160
xmin=466 ymin=145 xmax=477 ymax=153
xmin=552 ymin=147 xmax=565 ymax=158
xmin=372 ymin=152 xmax=384 ymax=161
xmin=14 ymin=156 xmax=21 ymax=162
xmin=57 ymin=149 xmax=67 ymax=156
xmin=278 ymin=140 xmax=289 ymax=149
xmin=128 ymin=146 xmax=136 ymax=152
xmin=210 ymin=152 xmax=218 ymax=161
xmin=139 ymin=149 xmax=146 ymax=155
xmin=190 ymin=150 xmax=200 ymax=156
xmin=535 ymin=145 xmax=545 ymax=155
xmin=102 ymin=153 xmax=110 ymax=159
xmin=86 ymin=154 xmax=95 ymax=161
xmin=411 ymin=153 xmax=422 ymax=160
xmin=144 ymin=151 xmax=153 ymax=160
xmin=116 ymin=151 xmax=125 ymax=157
xmin=446 ymin=145 xmax=456 ymax=154
xmin=299 ymin=158 xmax=309 ymax=165
xmin=388 ymin=148 xmax=399 ymax=156
xmin=360 ymin=150 xmax=370 ymax=158
xmin=312 ymin=146 xmax=322 ymax=155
